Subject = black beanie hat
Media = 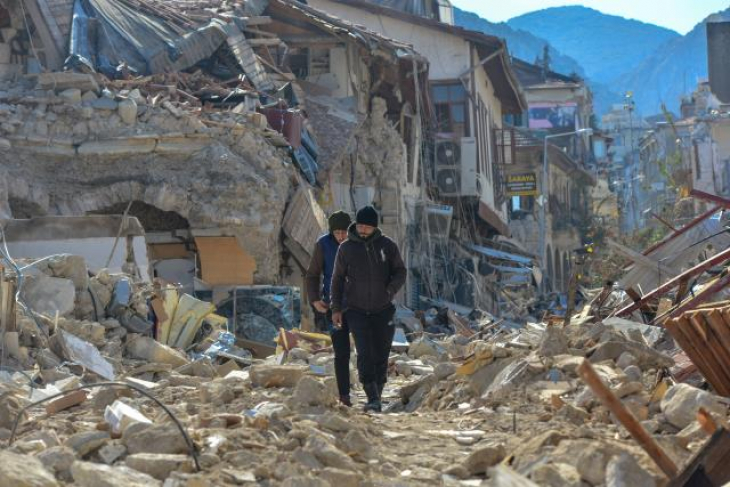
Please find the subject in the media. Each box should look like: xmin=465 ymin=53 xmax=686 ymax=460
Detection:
xmin=356 ymin=206 xmax=379 ymax=227
xmin=328 ymin=211 xmax=352 ymax=232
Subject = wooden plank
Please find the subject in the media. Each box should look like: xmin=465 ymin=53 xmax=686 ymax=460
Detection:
xmin=608 ymin=239 xmax=678 ymax=277
xmin=688 ymin=312 xmax=730 ymax=395
xmin=577 ymin=359 xmax=679 ymax=480
xmin=706 ymin=309 xmax=730 ymax=372
xmin=662 ymin=272 xmax=730 ymax=323
xmin=615 ymin=245 xmax=730 ymax=317
xmin=681 ymin=315 xmax=730 ymax=395
xmin=665 ymin=317 xmax=726 ymax=395
xmin=194 ymin=237 xmax=256 ymax=286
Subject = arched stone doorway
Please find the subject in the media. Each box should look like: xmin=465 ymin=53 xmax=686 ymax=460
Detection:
xmin=89 ymin=201 xmax=194 ymax=291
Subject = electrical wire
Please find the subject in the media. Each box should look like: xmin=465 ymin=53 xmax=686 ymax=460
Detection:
xmin=8 ymin=381 xmax=201 ymax=471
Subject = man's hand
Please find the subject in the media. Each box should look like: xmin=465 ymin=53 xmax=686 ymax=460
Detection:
xmin=313 ymin=301 xmax=328 ymax=313
xmin=332 ymin=311 xmax=343 ymax=329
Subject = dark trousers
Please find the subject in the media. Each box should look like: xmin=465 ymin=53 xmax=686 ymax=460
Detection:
xmin=314 ymin=308 xmax=351 ymax=397
xmin=345 ymin=306 xmax=396 ymax=387
xmin=331 ymin=323 xmax=351 ymax=397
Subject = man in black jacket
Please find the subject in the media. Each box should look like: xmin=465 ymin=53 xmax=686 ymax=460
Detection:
xmin=331 ymin=206 xmax=407 ymax=412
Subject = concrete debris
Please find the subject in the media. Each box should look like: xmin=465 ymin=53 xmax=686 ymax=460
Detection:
xmin=660 ymin=383 xmax=728 ymax=429
xmin=71 ymin=461 xmax=161 ymax=487
xmin=0 ymin=450 xmax=60 ymax=487
xmin=124 ymin=453 xmax=191 ymax=480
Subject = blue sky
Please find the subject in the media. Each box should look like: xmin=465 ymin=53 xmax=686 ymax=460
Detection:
xmin=450 ymin=0 xmax=730 ymax=34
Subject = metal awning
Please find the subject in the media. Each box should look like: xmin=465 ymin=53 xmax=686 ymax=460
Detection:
xmin=470 ymin=244 xmax=532 ymax=266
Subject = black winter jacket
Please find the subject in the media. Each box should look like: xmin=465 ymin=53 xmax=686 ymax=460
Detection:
xmin=330 ymin=223 xmax=407 ymax=314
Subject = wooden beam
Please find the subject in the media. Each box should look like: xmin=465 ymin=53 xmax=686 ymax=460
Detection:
xmin=651 ymin=212 xmax=677 ymax=232
xmin=641 ymin=205 xmax=721 ymax=257
xmin=578 ymin=359 xmax=679 ymax=480
xmin=23 ymin=0 xmax=64 ymax=70
xmin=657 ymin=271 xmax=730 ymax=324
xmin=690 ymin=189 xmax=730 ymax=208
xmin=615 ymin=245 xmax=730 ymax=317
xmin=608 ymin=239 xmax=677 ymax=276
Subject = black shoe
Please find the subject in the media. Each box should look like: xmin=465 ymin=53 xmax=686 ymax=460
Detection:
xmin=363 ymin=399 xmax=382 ymax=413
xmin=363 ymin=383 xmax=381 ymax=413
xmin=339 ymin=395 xmax=352 ymax=407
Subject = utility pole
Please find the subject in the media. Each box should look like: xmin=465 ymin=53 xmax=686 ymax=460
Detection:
xmin=624 ymin=92 xmax=637 ymax=232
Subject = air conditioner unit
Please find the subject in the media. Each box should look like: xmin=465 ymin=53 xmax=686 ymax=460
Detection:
xmin=435 ymin=137 xmax=478 ymax=197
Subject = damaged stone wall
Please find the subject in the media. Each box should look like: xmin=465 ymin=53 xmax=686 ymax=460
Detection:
xmin=322 ymin=97 xmax=407 ymax=243
xmin=0 ymin=0 xmax=25 ymax=80
xmin=0 ymin=75 xmax=293 ymax=283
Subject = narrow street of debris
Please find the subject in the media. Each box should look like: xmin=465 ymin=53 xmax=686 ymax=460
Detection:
xmin=0 ymin=0 xmax=729 ymax=486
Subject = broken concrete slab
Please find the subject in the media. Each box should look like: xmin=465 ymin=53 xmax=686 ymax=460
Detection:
xmin=50 ymin=330 xmax=115 ymax=380
xmin=71 ymin=461 xmax=162 ymax=487
xmin=21 ymin=275 xmax=75 ymax=317
xmin=104 ymin=400 xmax=153 ymax=434
xmin=660 ymin=383 xmax=728 ymax=429
xmin=125 ymin=453 xmax=191 ymax=480
xmin=98 ymin=443 xmax=127 ymax=465
xmin=605 ymin=453 xmax=656 ymax=487
xmin=36 ymin=446 xmax=75 ymax=476
xmin=122 ymin=425 xmax=188 ymax=455
xmin=125 ymin=335 xmax=189 ymax=367
xmin=462 ymin=443 xmax=506 ymax=475
xmin=249 ymin=365 xmax=307 ymax=388
xmin=45 ymin=389 xmax=88 ymax=414
xmin=538 ymin=325 xmax=569 ymax=357
xmin=0 ymin=450 xmax=60 ymax=487
xmin=289 ymin=376 xmax=336 ymax=408
xmin=65 ymin=431 xmax=110 ymax=457
xmin=588 ymin=340 xmax=673 ymax=369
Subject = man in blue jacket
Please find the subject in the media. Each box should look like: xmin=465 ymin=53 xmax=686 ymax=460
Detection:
xmin=306 ymin=210 xmax=353 ymax=406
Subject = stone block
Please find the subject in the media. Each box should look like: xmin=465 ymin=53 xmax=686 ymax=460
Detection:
xmin=118 ymin=98 xmax=137 ymax=125
xmin=37 ymin=72 xmax=99 ymax=92
xmin=20 ymin=275 xmax=75 ymax=317
xmin=45 ymin=389 xmax=88 ymax=414
xmin=125 ymin=335 xmax=189 ymax=367
xmin=125 ymin=453 xmax=191 ymax=480
xmin=660 ymin=383 xmax=727 ymax=429
xmin=59 ymin=89 xmax=82 ymax=104
xmin=249 ymin=365 xmax=307 ymax=388
xmin=71 ymin=461 xmax=161 ymax=487
xmin=0 ymin=450 xmax=59 ymax=486
xmin=122 ymin=425 xmax=188 ymax=455
xmin=65 ymin=431 xmax=110 ymax=457
xmin=78 ymin=138 xmax=157 ymax=156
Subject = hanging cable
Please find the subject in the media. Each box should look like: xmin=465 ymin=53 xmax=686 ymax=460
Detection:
xmin=8 ymin=381 xmax=201 ymax=471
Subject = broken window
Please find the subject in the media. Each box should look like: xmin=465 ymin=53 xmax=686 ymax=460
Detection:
xmin=509 ymin=195 xmax=534 ymax=219
xmin=432 ymin=82 xmax=468 ymax=138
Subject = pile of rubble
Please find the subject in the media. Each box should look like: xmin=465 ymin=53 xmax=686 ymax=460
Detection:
xmin=0 ymin=252 xmax=728 ymax=486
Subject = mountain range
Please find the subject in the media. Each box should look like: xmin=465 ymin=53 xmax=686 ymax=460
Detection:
xmin=453 ymin=4 xmax=730 ymax=117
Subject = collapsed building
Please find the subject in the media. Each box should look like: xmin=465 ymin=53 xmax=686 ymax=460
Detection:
xmin=0 ymin=0 xmax=431 ymax=338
